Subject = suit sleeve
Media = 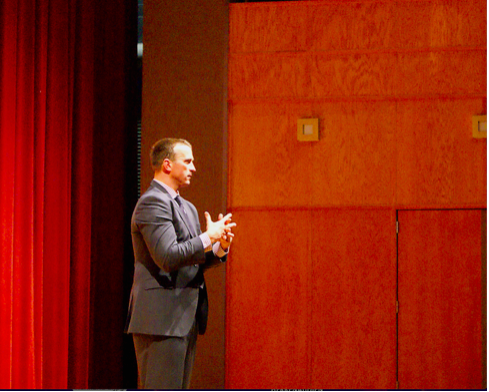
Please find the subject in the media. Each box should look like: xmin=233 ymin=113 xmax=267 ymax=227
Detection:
xmin=134 ymin=194 xmax=206 ymax=272
xmin=202 ymin=248 xmax=227 ymax=270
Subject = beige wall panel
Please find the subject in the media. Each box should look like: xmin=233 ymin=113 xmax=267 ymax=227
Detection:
xmin=394 ymin=0 xmax=487 ymax=49
xmin=143 ymin=0 xmax=228 ymax=389
xmin=396 ymin=98 xmax=487 ymax=207
xmin=226 ymin=210 xmax=311 ymax=389
xmin=228 ymin=102 xmax=313 ymax=208
xmin=397 ymin=50 xmax=486 ymax=97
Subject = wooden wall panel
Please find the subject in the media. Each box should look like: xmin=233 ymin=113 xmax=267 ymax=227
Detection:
xmin=229 ymin=1 xmax=396 ymax=53
xmin=227 ymin=0 xmax=486 ymax=389
xmin=397 ymin=99 xmax=487 ymax=207
xmin=303 ymin=100 xmax=396 ymax=207
xmin=397 ymin=49 xmax=486 ymax=97
xmin=311 ymin=209 xmax=397 ymax=389
xmin=230 ymin=0 xmax=487 ymax=54
xmin=398 ymin=210 xmax=483 ymax=389
xmin=229 ymin=100 xmax=396 ymax=208
xmin=228 ymin=102 xmax=313 ymax=208
xmin=308 ymin=2 xmax=395 ymax=51
xmin=225 ymin=210 xmax=311 ymax=389
xmin=229 ymin=52 xmax=397 ymax=100
xmin=228 ymin=53 xmax=312 ymax=99
xmin=311 ymin=53 xmax=396 ymax=98
xmin=229 ymin=3 xmax=308 ymax=53
xmin=394 ymin=0 xmax=486 ymax=49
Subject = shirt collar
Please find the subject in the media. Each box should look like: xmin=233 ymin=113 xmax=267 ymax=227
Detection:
xmin=153 ymin=179 xmax=179 ymax=199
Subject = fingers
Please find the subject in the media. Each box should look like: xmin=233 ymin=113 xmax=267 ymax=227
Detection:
xmin=204 ymin=211 xmax=212 ymax=223
xmin=209 ymin=212 xmax=235 ymax=224
xmin=220 ymin=231 xmax=234 ymax=249
xmin=217 ymin=212 xmax=237 ymax=231
xmin=225 ymin=223 xmax=237 ymax=231
xmin=207 ymin=211 xmax=237 ymax=237
xmin=222 ymin=231 xmax=235 ymax=239
xmin=207 ymin=211 xmax=233 ymax=223
xmin=219 ymin=213 xmax=233 ymax=223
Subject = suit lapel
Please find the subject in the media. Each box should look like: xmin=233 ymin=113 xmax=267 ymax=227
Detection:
xmin=151 ymin=180 xmax=197 ymax=238
xmin=173 ymin=197 xmax=197 ymax=238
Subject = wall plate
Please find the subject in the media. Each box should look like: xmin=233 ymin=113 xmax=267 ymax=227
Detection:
xmin=297 ymin=118 xmax=319 ymax=142
xmin=472 ymin=115 xmax=487 ymax=139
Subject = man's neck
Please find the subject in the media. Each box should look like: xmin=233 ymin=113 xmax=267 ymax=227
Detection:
xmin=154 ymin=173 xmax=178 ymax=192
xmin=154 ymin=178 xmax=179 ymax=198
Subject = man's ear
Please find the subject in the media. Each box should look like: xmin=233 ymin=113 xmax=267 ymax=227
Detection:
xmin=161 ymin=158 xmax=172 ymax=173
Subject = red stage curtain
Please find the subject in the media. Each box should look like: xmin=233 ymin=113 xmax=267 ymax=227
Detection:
xmin=0 ymin=0 xmax=94 ymax=388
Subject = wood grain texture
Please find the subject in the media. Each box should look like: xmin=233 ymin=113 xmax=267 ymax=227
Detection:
xmin=308 ymin=2 xmax=395 ymax=51
xmin=311 ymin=209 xmax=397 ymax=389
xmin=394 ymin=0 xmax=487 ymax=49
xmin=229 ymin=49 xmax=487 ymax=103
xmin=228 ymin=53 xmax=312 ymax=100
xmin=229 ymin=52 xmax=397 ymax=100
xmin=396 ymin=49 xmax=486 ymax=97
xmin=398 ymin=210 xmax=483 ymax=389
xmin=311 ymin=52 xmax=396 ymax=98
xmin=230 ymin=1 xmax=395 ymax=53
xmin=396 ymin=98 xmax=487 ymax=207
xmin=226 ymin=0 xmax=487 ymax=389
xmin=225 ymin=210 xmax=311 ymax=389
xmin=230 ymin=0 xmax=487 ymax=53
xmin=229 ymin=3 xmax=308 ymax=53
xmin=229 ymin=100 xmax=396 ymax=208
xmin=304 ymin=100 xmax=396 ymax=207
xmin=228 ymin=101 xmax=313 ymax=208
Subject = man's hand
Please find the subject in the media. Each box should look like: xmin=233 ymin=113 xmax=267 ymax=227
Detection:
xmin=204 ymin=211 xmax=236 ymax=246
xmin=217 ymin=213 xmax=235 ymax=250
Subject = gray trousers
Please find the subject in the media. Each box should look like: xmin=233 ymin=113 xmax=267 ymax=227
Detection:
xmin=132 ymin=321 xmax=198 ymax=389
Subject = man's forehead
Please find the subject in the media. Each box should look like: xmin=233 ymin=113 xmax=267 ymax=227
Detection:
xmin=173 ymin=143 xmax=193 ymax=158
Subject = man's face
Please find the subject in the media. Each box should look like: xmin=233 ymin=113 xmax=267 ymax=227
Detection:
xmin=169 ymin=143 xmax=196 ymax=189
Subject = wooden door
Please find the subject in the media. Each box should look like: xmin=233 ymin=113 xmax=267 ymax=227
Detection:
xmin=225 ymin=209 xmax=311 ymax=389
xmin=225 ymin=209 xmax=397 ymax=389
xmin=310 ymin=209 xmax=397 ymax=389
xmin=398 ymin=210 xmax=484 ymax=389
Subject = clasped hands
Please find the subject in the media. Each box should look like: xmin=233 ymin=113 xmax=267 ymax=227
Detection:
xmin=204 ymin=211 xmax=236 ymax=250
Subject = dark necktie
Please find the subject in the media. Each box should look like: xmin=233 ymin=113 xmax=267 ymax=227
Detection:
xmin=175 ymin=195 xmax=196 ymax=237
xmin=175 ymin=195 xmax=208 ymax=334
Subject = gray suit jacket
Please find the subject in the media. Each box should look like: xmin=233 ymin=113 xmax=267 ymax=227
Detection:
xmin=125 ymin=180 xmax=226 ymax=337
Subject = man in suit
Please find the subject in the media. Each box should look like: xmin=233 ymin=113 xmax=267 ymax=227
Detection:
xmin=125 ymin=138 xmax=235 ymax=389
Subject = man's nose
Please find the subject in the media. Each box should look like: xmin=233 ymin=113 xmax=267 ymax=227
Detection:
xmin=190 ymin=162 xmax=196 ymax=172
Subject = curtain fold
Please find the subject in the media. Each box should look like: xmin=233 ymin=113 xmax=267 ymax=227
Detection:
xmin=0 ymin=0 xmax=137 ymax=387
xmin=67 ymin=0 xmax=95 ymax=387
xmin=0 ymin=0 xmax=94 ymax=388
